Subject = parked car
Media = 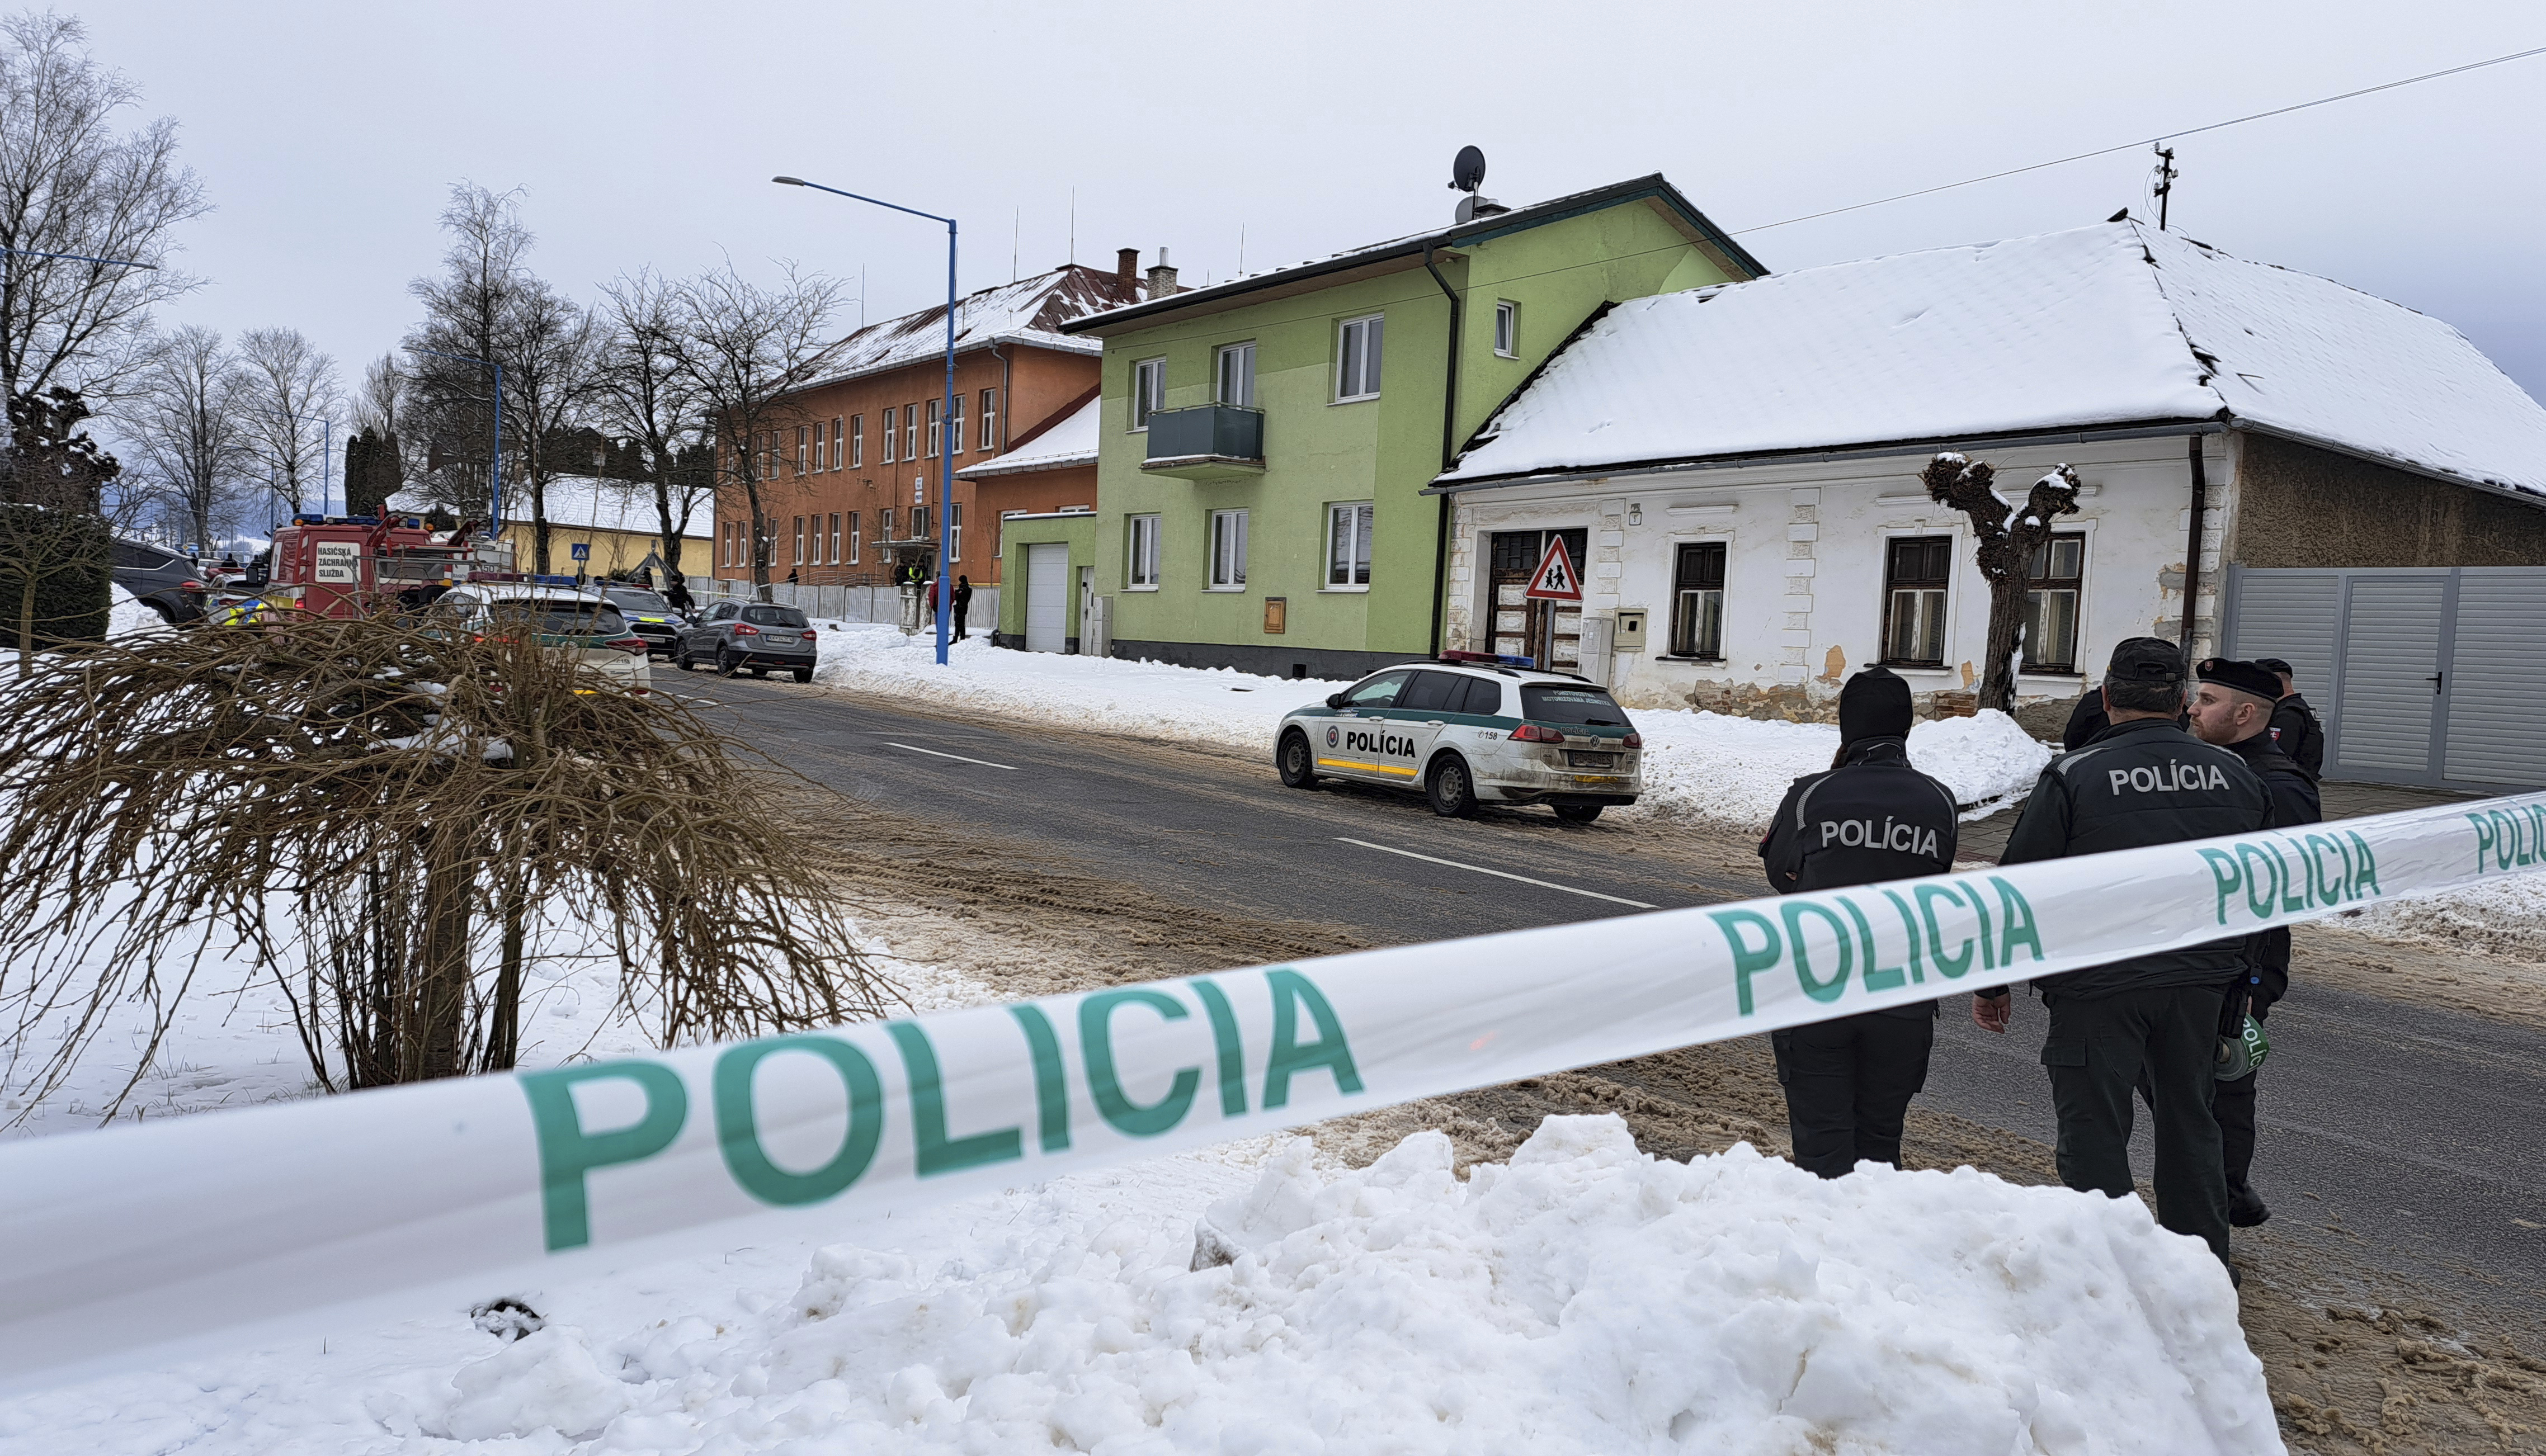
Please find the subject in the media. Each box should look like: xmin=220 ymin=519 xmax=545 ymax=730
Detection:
xmin=598 ymin=585 xmax=685 ymax=658
xmin=675 ymin=601 xmax=818 ymax=682
xmin=1273 ymin=660 xmax=1643 ymax=821
xmin=110 ymin=538 xmax=208 ymax=623
xmin=432 ymin=583 xmax=653 ymax=692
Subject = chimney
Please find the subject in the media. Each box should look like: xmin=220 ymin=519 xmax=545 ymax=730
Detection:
xmin=1116 ymin=248 xmax=1139 ymax=294
xmin=1145 ymin=247 xmax=1179 ymax=300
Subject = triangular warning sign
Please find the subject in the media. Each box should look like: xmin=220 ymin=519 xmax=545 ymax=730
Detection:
xmin=1523 ymin=536 xmax=1583 ymax=602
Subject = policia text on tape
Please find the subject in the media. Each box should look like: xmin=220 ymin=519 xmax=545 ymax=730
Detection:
xmin=3 ymin=793 xmax=2540 ymax=1388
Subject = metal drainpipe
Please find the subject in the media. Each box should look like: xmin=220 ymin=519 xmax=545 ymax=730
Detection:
xmin=1421 ymin=242 xmax=1462 ymax=658
xmin=2180 ymin=434 xmax=2208 ymax=652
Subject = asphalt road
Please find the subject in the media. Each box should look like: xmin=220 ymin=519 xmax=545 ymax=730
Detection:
xmin=682 ymin=672 xmax=2546 ymax=1325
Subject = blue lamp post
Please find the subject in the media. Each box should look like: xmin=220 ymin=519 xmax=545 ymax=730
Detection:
xmin=773 ymin=174 xmax=957 ymax=667
xmin=405 ymin=347 xmax=505 ymax=538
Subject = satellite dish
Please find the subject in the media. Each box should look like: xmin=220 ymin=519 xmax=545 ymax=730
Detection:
xmin=1449 ymin=145 xmax=1487 ymax=194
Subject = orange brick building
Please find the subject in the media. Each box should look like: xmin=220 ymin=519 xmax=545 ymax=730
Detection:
xmin=713 ymin=255 xmax=1151 ymax=588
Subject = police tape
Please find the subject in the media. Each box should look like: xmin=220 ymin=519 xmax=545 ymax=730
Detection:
xmin=4 ymin=791 xmax=2543 ymax=1389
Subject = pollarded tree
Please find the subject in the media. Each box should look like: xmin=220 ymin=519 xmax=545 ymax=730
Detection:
xmin=1921 ymin=452 xmax=2082 ymax=714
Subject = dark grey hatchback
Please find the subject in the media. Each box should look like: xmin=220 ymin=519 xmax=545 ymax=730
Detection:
xmin=675 ymin=602 xmax=819 ymax=682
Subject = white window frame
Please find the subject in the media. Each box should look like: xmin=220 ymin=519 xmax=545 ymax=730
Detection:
xmin=1127 ymin=513 xmax=1162 ymax=589
xmin=828 ymin=512 xmax=841 ymax=564
xmin=793 ymin=516 xmax=805 ymax=564
xmin=949 ymin=501 xmax=963 ymax=561
xmin=830 ymin=417 xmax=845 ymax=470
xmin=1131 ymin=357 xmax=1166 ymax=431
xmin=1207 ymin=509 xmax=1248 ymax=592
xmin=948 ymin=393 xmax=965 ymax=456
xmin=850 ymin=415 xmax=864 ymax=468
xmin=1324 ymin=501 xmax=1374 ymax=590
xmin=1336 ymin=314 xmax=1384 ymax=402
xmin=848 ymin=511 xmax=861 ymax=564
xmin=979 ymin=388 xmax=998 ymax=452
xmin=881 ymin=406 xmax=898 ymax=464
xmin=810 ymin=422 xmax=825 ymax=472
xmin=1493 ymin=300 xmax=1519 ymax=358
xmin=904 ymin=406 xmax=918 ymax=460
xmin=1216 ymin=341 xmax=1256 ymax=406
xmin=925 ymin=399 xmax=942 ymax=458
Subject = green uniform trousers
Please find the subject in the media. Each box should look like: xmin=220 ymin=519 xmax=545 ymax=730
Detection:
xmin=2041 ymin=984 xmax=2232 ymax=1264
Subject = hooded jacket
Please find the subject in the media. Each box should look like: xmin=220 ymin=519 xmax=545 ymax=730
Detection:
xmin=1760 ymin=738 xmax=1961 ymax=1019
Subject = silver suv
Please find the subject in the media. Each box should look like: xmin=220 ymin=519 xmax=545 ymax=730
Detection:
xmin=676 ymin=602 xmax=819 ymax=682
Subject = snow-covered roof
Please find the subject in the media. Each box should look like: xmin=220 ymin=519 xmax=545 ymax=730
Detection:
xmin=801 ymin=266 xmax=1142 ymax=391
xmin=1438 ymin=221 xmax=2546 ymax=499
xmin=956 ymin=395 xmax=1099 ymax=479
xmin=388 ymin=478 xmax=710 ymax=538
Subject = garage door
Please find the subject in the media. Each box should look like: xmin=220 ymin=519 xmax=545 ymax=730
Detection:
xmin=1025 ymin=543 xmax=1068 ymax=653
xmin=2443 ymin=568 xmax=2546 ymax=785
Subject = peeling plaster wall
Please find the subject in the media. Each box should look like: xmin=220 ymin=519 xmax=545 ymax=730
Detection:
xmin=1444 ymin=436 xmax=2218 ymax=722
xmin=2225 ymin=432 xmax=2546 ymax=569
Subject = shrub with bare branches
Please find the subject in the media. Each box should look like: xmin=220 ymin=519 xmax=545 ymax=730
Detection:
xmin=0 ymin=613 xmax=886 ymax=1119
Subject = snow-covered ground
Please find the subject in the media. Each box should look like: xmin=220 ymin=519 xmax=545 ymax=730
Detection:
xmin=807 ymin=624 xmax=2050 ymax=830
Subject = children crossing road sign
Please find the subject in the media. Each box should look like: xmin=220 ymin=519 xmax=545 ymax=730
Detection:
xmin=1523 ymin=536 xmax=1583 ymax=602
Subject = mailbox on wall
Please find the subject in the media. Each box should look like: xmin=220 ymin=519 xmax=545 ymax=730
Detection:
xmin=1614 ymin=610 xmax=1648 ymax=650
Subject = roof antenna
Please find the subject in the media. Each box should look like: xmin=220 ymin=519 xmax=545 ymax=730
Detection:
xmin=1238 ymin=222 xmax=1246 ymax=276
xmin=1068 ymin=187 xmax=1076 ymax=265
xmin=1448 ymin=145 xmax=1502 ymax=223
xmin=1011 ymin=209 xmax=1019 ymax=283
xmin=2151 ymin=144 xmax=2178 ymax=231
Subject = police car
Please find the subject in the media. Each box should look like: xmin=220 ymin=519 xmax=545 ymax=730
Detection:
xmin=1274 ymin=657 xmax=1643 ymax=821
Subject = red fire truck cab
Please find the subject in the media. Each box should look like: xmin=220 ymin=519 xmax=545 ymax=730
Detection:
xmin=263 ymin=514 xmax=515 ymax=618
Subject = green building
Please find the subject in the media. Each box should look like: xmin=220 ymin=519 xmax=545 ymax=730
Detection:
xmin=1055 ymin=174 xmax=1764 ymax=679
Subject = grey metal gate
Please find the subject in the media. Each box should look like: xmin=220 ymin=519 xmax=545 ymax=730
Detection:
xmin=2223 ymin=565 xmax=2546 ymax=791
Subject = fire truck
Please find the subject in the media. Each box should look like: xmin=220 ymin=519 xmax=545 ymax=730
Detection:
xmin=252 ymin=514 xmax=516 ymax=618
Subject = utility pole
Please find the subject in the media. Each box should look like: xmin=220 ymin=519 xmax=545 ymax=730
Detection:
xmin=2152 ymin=144 xmax=2179 ymax=231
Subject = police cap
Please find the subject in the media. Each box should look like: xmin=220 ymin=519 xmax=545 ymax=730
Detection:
xmin=2197 ymin=656 xmax=2283 ymax=703
xmin=2253 ymin=656 xmax=2295 ymax=678
xmin=2106 ymin=636 xmax=2185 ymax=683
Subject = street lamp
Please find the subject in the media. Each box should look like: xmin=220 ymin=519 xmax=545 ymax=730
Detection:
xmin=773 ymin=174 xmax=957 ymax=668
xmin=404 ymin=347 xmax=505 ymax=540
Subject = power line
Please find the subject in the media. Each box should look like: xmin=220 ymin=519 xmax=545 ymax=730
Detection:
xmin=1732 ymin=42 xmax=2546 ymax=237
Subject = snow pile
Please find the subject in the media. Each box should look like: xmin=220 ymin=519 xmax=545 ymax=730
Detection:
xmin=105 ymin=584 xmax=159 ymax=638
xmin=2342 ymin=868 xmax=2546 ymax=961
xmin=806 ymin=625 xmax=2049 ymax=829
xmin=317 ymin=1118 xmax=2266 ymax=1453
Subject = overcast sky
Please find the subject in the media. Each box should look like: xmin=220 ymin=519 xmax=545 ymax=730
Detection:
xmin=81 ymin=0 xmax=2546 ymax=442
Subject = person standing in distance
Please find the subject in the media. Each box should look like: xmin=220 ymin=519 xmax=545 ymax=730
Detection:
xmin=951 ymin=574 xmax=974 ymax=641
xmin=1972 ymin=638 xmax=2271 ymax=1269
xmin=2189 ymin=658 xmax=2321 ymax=1230
xmin=2252 ymin=657 xmax=2325 ymax=779
xmin=1758 ymin=668 xmax=1960 ymax=1178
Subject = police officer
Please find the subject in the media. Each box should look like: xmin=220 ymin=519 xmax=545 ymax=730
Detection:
xmin=2252 ymin=657 xmax=2325 ymax=779
xmin=1759 ymin=667 xmax=1960 ymax=1178
xmin=2190 ymin=657 xmax=2321 ymax=1229
xmin=1972 ymin=638 xmax=2271 ymax=1269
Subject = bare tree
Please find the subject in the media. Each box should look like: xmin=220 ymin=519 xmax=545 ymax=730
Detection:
xmin=1921 ymin=452 xmax=2082 ymax=713
xmin=125 ymin=324 xmax=250 ymax=548
xmin=664 ymin=261 xmax=846 ymax=602
xmin=0 ymin=12 xmax=209 ymax=403
xmin=404 ymin=183 xmax=529 ymax=532
xmin=495 ymin=276 xmax=598 ymax=575
xmin=237 ymin=325 xmax=340 ymax=519
xmin=595 ymin=269 xmax=713 ymax=584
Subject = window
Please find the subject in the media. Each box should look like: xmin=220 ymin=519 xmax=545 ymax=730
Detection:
xmin=1326 ymin=502 xmax=1374 ymax=589
xmin=1208 ymin=509 xmax=1248 ymax=590
xmin=949 ymin=502 xmax=963 ymax=562
xmin=1336 ymin=314 xmax=1384 ymax=400
xmin=949 ymin=393 xmax=964 ymax=455
xmin=1217 ymin=341 xmax=1256 ymax=406
xmin=979 ymin=388 xmax=998 ymax=452
xmin=831 ymin=417 xmax=845 ymax=470
xmin=880 ymin=507 xmax=894 ymax=542
xmin=903 ymin=406 xmax=918 ymax=460
xmin=1401 ymin=670 xmax=1468 ymax=713
xmin=926 ymin=399 xmax=941 ymax=458
xmin=1520 ymin=684 xmax=1629 ymax=726
xmin=793 ymin=516 xmax=805 ymax=564
xmin=828 ymin=513 xmax=841 ymax=564
xmin=911 ymin=504 xmax=928 ymax=542
xmin=1493 ymin=300 xmax=1519 ymax=358
xmin=1341 ymin=670 xmax=1410 ymax=710
xmin=2024 ymin=532 xmax=2087 ymax=673
xmin=796 ymin=426 xmax=809 ymax=475
xmin=851 ymin=415 xmax=864 ymax=467
xmin=848 ymin=512 xmax=861 ymax=564
xmin=1669 ymin=541 xmax=1727 ymax=659
xmin=1881 ymin=536 xmax=1954 ymax=667
xmin=1128 ymin=513 xmax=1162 ymax=588
xmin=881 ymin=407 xmax=897 ymax=463
xmin=722 ymin=522 xmax=734 ymax=566
xmin=1131 ymin=358 xmax=1166 ymax=429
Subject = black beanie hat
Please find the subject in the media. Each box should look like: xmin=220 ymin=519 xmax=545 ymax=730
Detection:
xmin=1838 ymin=666 xmax=1914 ymax=746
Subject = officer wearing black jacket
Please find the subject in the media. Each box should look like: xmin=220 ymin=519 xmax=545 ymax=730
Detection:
xmin=1973 ymin=638 xmax=2271 ymax=1267
xmin=2191 ymin=657 xmax=2322 ymax=1230
xmin=2253 ymin=658 xmax=2326 ymax=779
xmin=1758 ymin=668 xmax=1960 ymax=1178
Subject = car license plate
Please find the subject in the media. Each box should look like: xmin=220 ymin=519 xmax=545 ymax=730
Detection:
xmin=1565 ymin=751 xmax=1616 ymax=769
xmin=766 ymin=632 xmax=798 ymax=644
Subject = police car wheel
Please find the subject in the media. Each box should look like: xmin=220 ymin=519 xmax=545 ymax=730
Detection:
xmin=1427 ymin=755 xmax=1479 ymax=818
xmin=1277 ymin=730 xmax=1317 ymax=788
xmin=1553 ymin=803 xmax=1604 ymax=824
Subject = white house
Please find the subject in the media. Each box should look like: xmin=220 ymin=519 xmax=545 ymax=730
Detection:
xmin=1428 ymin=221 xmax=2546 ymax=733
